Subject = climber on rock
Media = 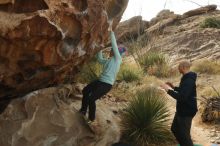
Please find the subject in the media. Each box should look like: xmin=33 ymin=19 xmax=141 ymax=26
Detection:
xmin=79 ymin=20 xmax=127 ymax=125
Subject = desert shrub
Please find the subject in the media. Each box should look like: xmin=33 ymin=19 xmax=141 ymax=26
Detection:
xmin=124 ymin=33 xmax=158 ymax=68
xmin=117 ymin=64 xmax=143 ymax=82
xmin=76 ymin=59 xmax=103 ymax=83
xmin=192 ymin=60 xmax=220 ymax=74
xmin=146 ymin=64 xmax=171 ymax=78
xmin=121 ymin=87 xmax=173 ymax=146
xmin=126 ymin=36 xmax=147 ymax=58
xmin=124 ymin=31 xmax=170 ymax=78
xmin=139 ymin=52 xmax=167 ymax=68
xmin=139 ymin=52 xmax=175 ymax=78
xmin=200 ymin=17 xmax=220 ymax=29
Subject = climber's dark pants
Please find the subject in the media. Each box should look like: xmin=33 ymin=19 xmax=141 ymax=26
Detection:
xmin=171 ymin=113 xmax=194 ymax=146
xmin=80 ymin=80 xmax=112 ymax=121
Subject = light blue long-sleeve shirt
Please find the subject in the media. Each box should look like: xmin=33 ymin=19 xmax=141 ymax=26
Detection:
xmin=97 ymin=31 xmax=122 ymax=85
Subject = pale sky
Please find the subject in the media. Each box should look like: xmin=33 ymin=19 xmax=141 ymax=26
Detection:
xmin=122 ymin=0 xmax=220 ymax=21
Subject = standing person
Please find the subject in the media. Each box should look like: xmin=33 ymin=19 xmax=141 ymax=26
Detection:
xmin=160 ymin=60 xmax=198 ymax=146
xmin=79 ymin=21 xmax=126 ymax=124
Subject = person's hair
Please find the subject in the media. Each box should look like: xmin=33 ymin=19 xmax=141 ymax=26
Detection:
xmin=178 ymin=60 xmax=191 ymax=69
xmin=110 ymin=46 xmax=127 ymax=56
xmin=118 ymin=47 xmax=127 ymax=55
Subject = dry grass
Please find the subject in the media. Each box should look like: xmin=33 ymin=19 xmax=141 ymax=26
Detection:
xmin=75 ymin=60 xmax=103 ymax=83
xmin=192 ymin=60 xmax=220 ymax=75
xmin=146 ymin=64 xmax=177 ymax=78
xmin=117 ymin=63 xmax=143 ymax=82
xmin=200 ymin=86 xmax=220 ymax=98
xmin=111 ymin=75 xmax=165 ymax=101
xmin=110 ymin=85 xmax=134 ymax=101
xmin=140 ymin=76 xmax=163 ymax=88
xmin=139 ymin=52 xmax=178 ymax=78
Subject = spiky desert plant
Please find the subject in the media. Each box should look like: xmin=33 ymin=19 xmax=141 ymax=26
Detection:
xmin=121 ymin=87 xmax=173 ymax=146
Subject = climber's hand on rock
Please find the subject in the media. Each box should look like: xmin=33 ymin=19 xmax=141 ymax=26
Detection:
xmin=65 ymin=7 xmax=72 ymax=12
xmin=64 ymin=7 xmax=74 ymax=14
xmin=0 ymin=74 xmax=3 ymax=82
xmin=108 ymin=20 xmax=113 ymax=31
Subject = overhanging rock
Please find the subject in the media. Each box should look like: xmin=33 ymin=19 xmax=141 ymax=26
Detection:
xmin=0 ymin=0 xmax=129 ymax=100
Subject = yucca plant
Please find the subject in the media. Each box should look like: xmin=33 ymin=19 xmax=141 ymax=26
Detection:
xmin=121 ymin=87 xmax=173 ymax=146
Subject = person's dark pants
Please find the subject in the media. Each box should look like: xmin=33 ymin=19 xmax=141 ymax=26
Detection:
xmin=171 ymin=113 xmax=194 ymax=146
xmin=80 ymin=80 xmax=112 ymax=121
xmin=112 ymin=142 xmax=131 ymax=146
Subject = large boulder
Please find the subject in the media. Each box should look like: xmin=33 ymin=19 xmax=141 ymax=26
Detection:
xmin=149 ymin=9 xmax=178 ymax=26
xmin=146 ymin=16 xmax=178 ymax=34
xmin=0 ymin=84 xmax=121 ymax=146
xmin=115 ymin=16 xmax=149 ymax=42
xmin=0 ymin=0 xmax=128 ymax=100
xmin=145 ymin=9 xmax=179 ymax=35
xmin=183 ymin=4 xmax=217 ymax=18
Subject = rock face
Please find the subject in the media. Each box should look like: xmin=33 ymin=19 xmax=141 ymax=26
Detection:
xmin=146 ymin=16 xmax=178 ymax=34
xmin=115 ymin=16 xmax=149 ymax=42
xmin=144 ymin=5 xmax=220 ymax=62
xmin=0 ymin=84 xmax=121 ymax=146
xmin=0 ymin=0 xmax=128 ymax=100
xmin=145 ymin=10 xmax=180 ymax=34
xmin=183 ymin=5 xmax=217 ymax=18
xmin=150 ymin=9 xmax=178 ymax=26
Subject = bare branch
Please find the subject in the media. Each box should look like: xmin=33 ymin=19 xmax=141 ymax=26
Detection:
xmin=164 ymin=0 xmax=168 ymax=9
xmin=183 ymin=0 xmax=203 ymax=7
